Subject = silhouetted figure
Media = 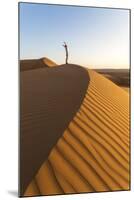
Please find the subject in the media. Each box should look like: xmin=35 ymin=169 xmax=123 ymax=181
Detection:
xmin=63 ymin=42 xmax=68 ymax=64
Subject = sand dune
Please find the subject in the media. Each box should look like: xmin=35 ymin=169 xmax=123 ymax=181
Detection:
xmin=20 ymin=57 xmax=56 ymax=71
xmin=122 ymin=87 xmax=129 ymax=93
xmin=42 ymin=57 xmax=57 ymax=67
xmin=24 ymin=65 xmax=130 ymax=196
xmin=94 ymin=69 xmax=130 ymax=89
xmin=20 ymin=63 xmax=89 ymax=195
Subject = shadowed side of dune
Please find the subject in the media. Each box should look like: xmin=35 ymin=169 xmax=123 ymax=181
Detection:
xmin=24 ymin=68 xmax=130 ymax=197
xmin=20 ymin=64 xmax=89 ymax=196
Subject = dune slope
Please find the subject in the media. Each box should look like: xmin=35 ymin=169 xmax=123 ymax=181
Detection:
xmin=24 ymin=67 xmax=130 ymax=196
xmin=20 ymin=64 xmax=89 ymax=195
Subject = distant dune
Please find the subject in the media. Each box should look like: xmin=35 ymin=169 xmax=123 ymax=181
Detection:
xmin=94 ymin=69 xmax=130 ymax=90
xmin=42 ymin=57 xmax=57 ymax=67
xmin=20 ymin=58 xmax=130 ymax=197
xmin=20 ymin=57 xmax=57 ymax=71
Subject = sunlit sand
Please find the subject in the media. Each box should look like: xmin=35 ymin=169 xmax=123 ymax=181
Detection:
xmin=23 ymin=58 xmax=129 ymax=196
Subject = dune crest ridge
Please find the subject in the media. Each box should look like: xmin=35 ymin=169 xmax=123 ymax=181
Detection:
xmin=20 ymin=57 xmax=57 ymax=71
xmin=24 ymin=65 xmax=130 ymax=197
xmin=41 ymin=57 xmax=57 ymax=67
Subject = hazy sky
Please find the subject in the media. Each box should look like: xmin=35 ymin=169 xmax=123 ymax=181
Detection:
xmin=19 ymin=3 xmax=130 ymax=69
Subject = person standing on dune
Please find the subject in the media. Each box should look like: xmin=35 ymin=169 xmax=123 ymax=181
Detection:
xmin=63 ymin=42 xmax=68 ymax=64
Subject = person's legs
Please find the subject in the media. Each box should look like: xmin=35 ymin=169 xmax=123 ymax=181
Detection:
xmin=66 ymin=51 xmax=68 ymax=64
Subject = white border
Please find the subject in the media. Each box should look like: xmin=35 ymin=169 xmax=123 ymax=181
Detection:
xmin=0 ymin=1 xmax=133 ymax=199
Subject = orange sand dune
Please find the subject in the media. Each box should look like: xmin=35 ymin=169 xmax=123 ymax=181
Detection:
xmin=24 ymin=68 xmax=130 ymax=196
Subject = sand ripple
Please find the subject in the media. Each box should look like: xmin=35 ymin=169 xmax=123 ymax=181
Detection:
xmin=24 ymin=69 xmax=130 ymax=196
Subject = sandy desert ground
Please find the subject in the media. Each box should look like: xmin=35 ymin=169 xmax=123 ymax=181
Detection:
xmin=20 ymin=58 xmax=130 ymax=197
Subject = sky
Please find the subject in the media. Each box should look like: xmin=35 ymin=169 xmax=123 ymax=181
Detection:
xmin=19 ymin=3 xmax=130 ymax=69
